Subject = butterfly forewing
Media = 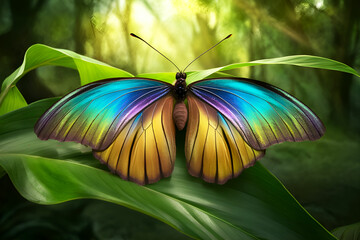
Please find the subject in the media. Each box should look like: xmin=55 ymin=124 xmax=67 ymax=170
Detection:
xmin=34 ymin=78 xmax=172 ymax=151
xmin=188 ymin=78 xmax=325 ymax=150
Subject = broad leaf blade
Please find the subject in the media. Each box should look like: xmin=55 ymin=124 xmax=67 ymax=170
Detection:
xmin=136 ymin=72 xmax=176 ymax=84
xmin=186 ymin=55 xmax=360 ymax=84
xmin=0 ymin=86 xmax=27 ymax=115
xmin=0 ymin=44 xmax=133 ymax=115
xmin=332 ymin=222 xmax=360 ymax=240
xmin=0 ymin=99 xmax=336 ymax=240
xmin=0 ymin=154 xmax=257 ymax=240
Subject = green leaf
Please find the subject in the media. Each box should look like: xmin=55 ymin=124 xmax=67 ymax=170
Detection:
xmin=0 ymin=99 xmax=336 ymax=240
xmin=0 ymin=44 xmax=133 ymax=115
xmin=135 ymin=71 xmax=236 ymax=85
xmin=332 ymin=222 xmax=360 ymax=240
xmin=136 ymin=72 xmax=176 ymax=84
xmin=0 ymin=86 xmax=27 ymax=116
xmin=186 ymin=55 xmax=360 ymax=84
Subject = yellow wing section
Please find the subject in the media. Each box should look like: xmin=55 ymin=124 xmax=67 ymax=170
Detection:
xmin=93 ymin=95 xmax=176 ymax=185
xmin=185 ymin=94 xmax=265 ymax=184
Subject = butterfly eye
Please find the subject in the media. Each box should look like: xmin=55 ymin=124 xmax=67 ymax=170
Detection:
xmin=176 ymin=72 xmax=180 ymax=79
xmin=182 ymin=72 xmax=187 ymax=79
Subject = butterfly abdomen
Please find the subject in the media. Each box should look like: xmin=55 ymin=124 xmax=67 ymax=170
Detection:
xmin=173 ymin=102 xmax=188 ymax=130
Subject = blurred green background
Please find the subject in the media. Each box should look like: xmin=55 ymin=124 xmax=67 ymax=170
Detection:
xmin=0 ymin=0 xmax=359 ymax=239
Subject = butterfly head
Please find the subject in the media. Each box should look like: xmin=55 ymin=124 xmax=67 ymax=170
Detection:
xmin=176 ymin=72 xmax=187 ymax=80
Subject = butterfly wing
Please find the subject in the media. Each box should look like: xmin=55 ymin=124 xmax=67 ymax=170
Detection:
xmin=35 ymin=78 xmax=172 ymax=151
xmin=188 ymin=78 xmax=325 ymax=151
xmin=93 ymin=95 xmax=176 ymax=185
xmin=185 ymin=93 xmax=265 ymax=184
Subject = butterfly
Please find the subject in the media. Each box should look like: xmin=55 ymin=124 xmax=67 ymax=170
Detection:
xmin=34 ymin=33 xmax=325 ymax=185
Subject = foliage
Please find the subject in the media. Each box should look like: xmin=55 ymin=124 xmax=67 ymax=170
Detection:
xmin=1 ymin=0 xmax=360 ymax=238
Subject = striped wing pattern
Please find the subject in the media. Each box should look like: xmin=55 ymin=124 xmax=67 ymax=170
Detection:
xmin=188 ymin=78 xmax=325 ymax=150
xmin=35 ymin=76 xmax=325 ymax=185
xmin=93 ymin=95 xmax=176 ymax=185
xmin=35 ymin=78 xmax=172 ymax=151
xmin=185 ymin=93 xmax=264 ymax=184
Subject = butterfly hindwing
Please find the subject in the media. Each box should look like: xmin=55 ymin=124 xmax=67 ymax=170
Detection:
xmin=93 ymin=95 xmax=176 ymax=185
xmin=188 ymin=78 xmax=325 ymax=150
xmin=185 ymin=93 xmax=264 ymax=184
xmin=34 ymin=78 xmax=172 ymax=151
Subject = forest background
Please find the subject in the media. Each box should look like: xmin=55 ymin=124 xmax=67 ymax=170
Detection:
xmin=0 ymin=0 xmax=359 ymax=239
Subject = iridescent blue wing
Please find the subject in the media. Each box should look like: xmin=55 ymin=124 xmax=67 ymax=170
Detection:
xmin=188 ymin=78 xmax=325 ymax=151
xmin=35 ymin=78 xmax=172 ymax=151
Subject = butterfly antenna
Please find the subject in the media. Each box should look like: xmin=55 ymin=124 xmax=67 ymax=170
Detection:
xmin=183 ymin=34 xmax=232 ymax=72
xmin=130 ymin=33 xmax=181 ymax=72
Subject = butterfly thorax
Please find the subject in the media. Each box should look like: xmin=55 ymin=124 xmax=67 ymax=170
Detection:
xmin=173 ymin=72 xmax=188 ymax=131
xmin=173 ymin=72 xmax=187 ymax=101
